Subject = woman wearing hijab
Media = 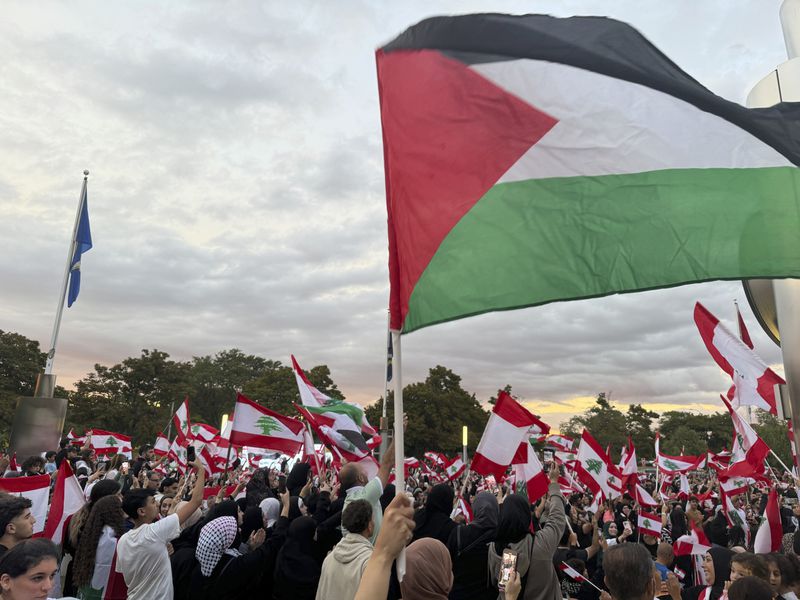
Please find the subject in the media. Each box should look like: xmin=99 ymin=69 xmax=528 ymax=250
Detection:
xmin=413 ymin=483 xmax=457 ymax=545
xmin=447 ymin=491 xmax=499 ymax=600
xmin=401 ymin=538 xmax=454 ymax=600
xmin=191 ymin=493 xmax=292 ymax=600
xmin=286 ymin=462 xmax=311 ymax=498
xmin=680 ymin=546 xmax=733 ymax=600
xmin=260 ymin=498 xmax=281 ymax=532
xmin=272 ymin=516 xmax=322 ymax=600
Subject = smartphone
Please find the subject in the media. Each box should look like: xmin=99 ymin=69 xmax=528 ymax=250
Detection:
xmin=623 ymin=520 xmax=631 ymax=531
xmin=231 ymin=458 xmax=241 ymax=470
xmin=499 ymin=550 xmax=517 ymax=590
xmin=186 ymin=446 xmax=196 ymax=463
xmin=278 ymin=474 xmax=287 ymax=494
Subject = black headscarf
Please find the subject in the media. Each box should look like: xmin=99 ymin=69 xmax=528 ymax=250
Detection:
xmin=670 ymin=505 xmax=688 ymax=539
xmin=245 ymin=468 xmax=273 ymax=507
xmin=494 ymin=494 xmax=531 ymax=553
xmin=288 ymin=496 xmax=303 ymax=521
xmin=472 ymin=491 xmax=499 ymax=530
xmin=380 ymin=483 xmax=396 ymax=513
xmin=273 ymin=515 xmax=321 ymax=598
xmin=413 ymin=484 xmax=456 ymax=545
xmin=685 ymin=546 xmax=733 ymax=600
xmin=286 ymin=462 xmax=311 ymax=497
xmin=240 ymin=506 xmax=264 ymax=542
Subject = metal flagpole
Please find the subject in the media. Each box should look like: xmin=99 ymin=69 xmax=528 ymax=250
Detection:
xmin=391 ymin=329 xmax=406 ymax=580
xmin=44 ymin=170 xmax=89 ymax=378
xmin=380 ymin=314 xmax=392 ymax=461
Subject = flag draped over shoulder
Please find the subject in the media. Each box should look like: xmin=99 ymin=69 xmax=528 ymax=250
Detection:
xmin=377 ymin=14 xmax=800 ymax=333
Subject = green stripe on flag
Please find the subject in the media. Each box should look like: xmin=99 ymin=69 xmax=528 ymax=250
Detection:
xmin=404 ymin=166 xmax=800 ymax=333
xmin=305 ymin=402 xmax=364 ymax=425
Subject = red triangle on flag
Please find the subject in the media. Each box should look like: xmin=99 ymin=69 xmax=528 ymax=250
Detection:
xmin=377 ymin=49 xmax=558 ymax=330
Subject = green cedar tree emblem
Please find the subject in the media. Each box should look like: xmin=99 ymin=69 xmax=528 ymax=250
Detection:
xmin=663 ymin=459 xmax=679 ymax=471
xmin=105 ymin=436 xmax=117 ymax=446
xmin=585 ymin=459 xmax=603 ymax=475
xmin=643 ymin=519 xmax=651 ymax=529
xmin=256 ymin=416 xmax=282 ymax=436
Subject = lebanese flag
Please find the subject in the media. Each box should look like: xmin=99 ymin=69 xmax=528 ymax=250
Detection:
xmin=634 ymin=484 xmax=659 ymax=508
xmin=0 ymin=475 xmax=50 ymax=535
xmin=720 ymin=394 xmax=769 ymax=478
xmin=189 ymin=423 xmax=219 ymax=444
xmin=753 ymin=488 xmax=782 ymax=553
xmin=445 ymin=456 xmax=466 ymax=481
xmin=168 ymin=438 xmax=187 ymax=470
xmin=656 ymin=435 xmax=700 ymax=474
xmin=153 ymin=433 xmax=170 ymax=457
xmin=424 ymin=451 xmax=447 ymax=467
xmin=638 ymin=511 xmax=663 ymax=537
xmin=620 ymin=437 xmax=638 ymax=490
xmin=673 ymin=522 xmax=712 ymax=556
xmin=676 ymin=474 xmax=690 ymax=500
xmin=560 ymin=562 xmax=588 ymax=583
xmin=694 ymin=302 xmax=784 ymax=415
xmin=451 ymin=495 xmax=473 ymax=523
xmin=230 ymin=394 xmax=304 ymax=455
xmin=575 ymin=430 xmax=610 ymax=498
xmin=302 ymin=428 xmax=325 ymax=477
xmin=173 ymin=397 xmax=191 ymax=442
xmin=721 ymin=490 xmax=750 ymax=542
xmin=736 ymin=302 xmax=754 ymax=350
xmin=378 ymin=15 xmax=800 ymax=335
xmin=512 ymin=442 xmax=549 ymax=502
xmin=471 ymin=390 xmax=542 ymax=480
xmin=89 ymin=430 xmax=132 ymax=457
xmin=547 ymin=434 xmax=574 ymax=452
xmin=43 ymin=460 xmax=85 ymax=542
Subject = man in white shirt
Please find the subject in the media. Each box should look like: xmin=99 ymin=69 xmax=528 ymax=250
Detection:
xmin=116 ymin=459 xmax=205 ymax=600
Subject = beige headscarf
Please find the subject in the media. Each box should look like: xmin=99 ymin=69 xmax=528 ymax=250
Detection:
xmin=400 ymin=538 xmax=453 ymax=600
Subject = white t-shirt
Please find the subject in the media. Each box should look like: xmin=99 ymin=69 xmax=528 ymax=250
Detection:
xmin=116 ymin=513 xmax=181 ymax=600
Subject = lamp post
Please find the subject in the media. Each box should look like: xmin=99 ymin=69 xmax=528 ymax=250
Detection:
xmin=221 ymin=414 xmax=229 ymax=436
xmin=462 ymin=426 xmax=468 ymax=464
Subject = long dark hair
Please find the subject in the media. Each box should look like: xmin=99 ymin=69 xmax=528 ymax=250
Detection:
xmin=494 ymin=494 xmax=532 ymax=553
xmin=72 ymin=495 xmax=125 ymax=588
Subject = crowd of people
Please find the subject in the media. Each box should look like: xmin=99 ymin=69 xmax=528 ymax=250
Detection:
xmin=0 ymin=436 xmax=799 ymax=600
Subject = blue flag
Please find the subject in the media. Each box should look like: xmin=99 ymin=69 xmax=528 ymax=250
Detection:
xmin=67 ymin=189 xmax=92 ymax=307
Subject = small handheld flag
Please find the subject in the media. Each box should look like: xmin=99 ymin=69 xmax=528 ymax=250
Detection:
xmin=560 ymin=562 xmax=601 ymax=592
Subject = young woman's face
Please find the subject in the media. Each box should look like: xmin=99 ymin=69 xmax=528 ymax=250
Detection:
xmin=608 ymin=523 xmax=618 ymax=537
xmin=768 ymin=561 xmax=783 ymax=592
xmin=730 ymin=562 xmax=750 ymax=582
xmin=0 ymin=557 xmax=57 ymax=599
xmin=702 ymin=553 xmax=715 ymax=586
xmin=160 ymin=497 xmax=173 ymax=517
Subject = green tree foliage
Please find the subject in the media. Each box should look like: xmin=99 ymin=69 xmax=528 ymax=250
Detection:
xmin=658 ymin=411 xmax=731 ymax=455
xmin=626 ymin=404 xmax=659 ymax=459
xmin=68 ymin=349 xmax=193 ymax=446
xmin=364 ymin=366 xmax=489 ymax=457
xmin=754 ymin=410 xmax=791 ymax=469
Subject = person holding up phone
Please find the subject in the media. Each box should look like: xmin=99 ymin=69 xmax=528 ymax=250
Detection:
xmin=116 ymin=458 xmax=205 ymax=600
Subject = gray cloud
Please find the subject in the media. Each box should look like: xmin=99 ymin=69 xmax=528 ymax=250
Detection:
xmin=0 ymin=0 xmax=790 ymax=429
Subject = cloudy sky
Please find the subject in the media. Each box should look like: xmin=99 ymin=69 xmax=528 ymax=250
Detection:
xmin=0 ymin=0 xmax=792 ymax=428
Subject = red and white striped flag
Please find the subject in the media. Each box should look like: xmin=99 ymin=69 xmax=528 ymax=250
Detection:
xmin=512 ymin=442 xmax=549 ymax=502
xmin=637 ymin=511 xmax=662 ymax=537
xmin=445 ymin=456 xmax=466 ymax=481
xmin=424 ymin=451 xmax=447 ymax=467
xmin=451 ymin=495 xmax=473 ymax=523
xmin=173 ymin=397 xmax=191 ymax=442
xmin=0 ymin=475 xmax=50 ymax=535
xmin=153 ymin=433 xmax=170 ymax=457
xmin=43 ymin=460 xmax=85 ymax=543
xmin=189 ymin=423 xmax=219 ymax=444
xmin=694 ymin=302 xmax=783 ymax=415
xmin=560 ymin=562 xmax=587 ymax=583
xmin=633 ymin=484 xmax=659 ymax=508
xmin=753 ymin=488 xmax=782 ymax=553
xmin=575 ymin=430 xmax=610 ymax=498
xmin=673 ymin=522 xmax=711 ymax=556
xmin=168 ymin=438 xmax=187 ymax=470
xmin=230 ymin=394 xmax=304 ymax=455
xmin=547 ymin=434 xmax=574 ymax=452
xmin=472 ymin=391 xmax=545 ymax=480
xmin=720 ymin=394 xmax=769 ymax=478
xmin=88 ymin=430 xmax=132 ymax=457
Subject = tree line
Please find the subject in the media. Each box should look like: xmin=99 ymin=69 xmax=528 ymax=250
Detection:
xmin=0 ymin=329 xmax=791 ymax=466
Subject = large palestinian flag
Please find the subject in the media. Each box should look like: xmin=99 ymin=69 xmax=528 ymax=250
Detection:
xmin=377 ymin=14 xmax=800 ymax=333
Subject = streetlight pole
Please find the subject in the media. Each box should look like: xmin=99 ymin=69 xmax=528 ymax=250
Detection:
xmin=462 ymin=426 xmax=468 ymax=464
